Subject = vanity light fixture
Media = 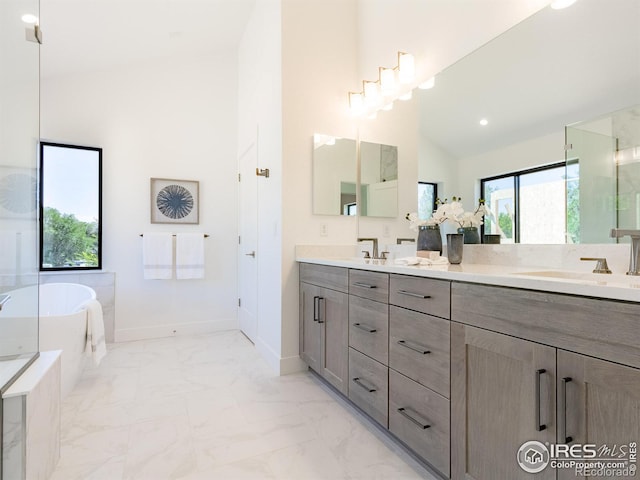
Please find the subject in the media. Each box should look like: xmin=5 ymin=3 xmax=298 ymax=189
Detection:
xmin=349 ymin=50 xmax=427 ymax=117
xmin=550 ymin=0 xmax=577 ymax=9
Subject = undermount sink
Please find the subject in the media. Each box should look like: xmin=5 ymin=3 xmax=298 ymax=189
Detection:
xmin=515 ymin=270 xmax=603 ymax=280
xmin=513 ymin=270 xmax=640 ymax=288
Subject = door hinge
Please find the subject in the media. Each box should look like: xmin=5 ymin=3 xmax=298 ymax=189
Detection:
xmin=564 ymin=143 xmax=573 ymax=151
xmin=238 ymin=298 xmax=241 ymax=307
xmin=238 ymin=235 xmax=241 ymax=244
xmin=238 ymin=173 xmax=241 ymax=181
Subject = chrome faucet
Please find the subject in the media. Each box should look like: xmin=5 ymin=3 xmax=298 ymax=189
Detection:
xmin=357 ymin=237 xmax=378 ymax=259
xmin=610 ymin=229 xmax=640 ymax=275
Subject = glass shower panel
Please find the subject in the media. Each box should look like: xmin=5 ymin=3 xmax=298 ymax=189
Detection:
xmin=565 ymin=124 xmax=617 ymax=244
xmin=0 ymin=0 xmax=40 ymax=392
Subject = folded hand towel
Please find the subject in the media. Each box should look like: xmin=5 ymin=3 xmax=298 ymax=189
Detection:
xmin=394 ymin=257 xmax=422 ymax=266
xmin=143 ymin=233 xmax=173 ymax=279
xmin=176 ymin=233 xmax=205 ymax=279
xmin=83 ymin=299 xmax=106 ymax=366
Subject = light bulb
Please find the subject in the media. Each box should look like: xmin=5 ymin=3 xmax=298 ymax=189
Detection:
xmin=349 ymin=92 xmax=364 ymax=115
xmin=363 ymin=80 xmax=381 ymax=107
xmin=379 ymin=67 xmax=396 ymax=96
xmin=398 ymin=52 xmax=415 ymax=84
xmin=479 ymin=118 xmax=489 ymax=126
xmin=399 ymin=90 xmax=413 ymax=101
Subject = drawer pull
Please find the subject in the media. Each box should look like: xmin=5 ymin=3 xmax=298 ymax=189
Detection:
xmin=397 ymin=290 xmax=431 ymax=299
xmin=353 ymin=322 xmax=377 ymax=333
xmin=397 ymin=339 xmax=431 ymax=355
xmin=352 ymin=377 xmax=377 ymax=393
xmin=397 ymin=407 xmax=431 ymax=430
xmin=353 ymin=282 xmax=377 ymax=289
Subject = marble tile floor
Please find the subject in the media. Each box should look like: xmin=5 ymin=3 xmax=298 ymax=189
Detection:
xmin=49 ymin=330 xmax=439 ymax=480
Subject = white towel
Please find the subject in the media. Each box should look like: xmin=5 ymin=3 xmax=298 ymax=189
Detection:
xmin=176 ymin=233 xmax=205 ymax=279
xmin=83 ymin=299 xmax=106 ymax=366
xmin=143 ymin=232 xmax=173 ymax=279
xmin=394 ymin=256 xmax=449 ymax=266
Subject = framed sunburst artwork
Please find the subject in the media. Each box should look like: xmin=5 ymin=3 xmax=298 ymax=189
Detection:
xmin=150 ymin=178 xmax=199 ymax=224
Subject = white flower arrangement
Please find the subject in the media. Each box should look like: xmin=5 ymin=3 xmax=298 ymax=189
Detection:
xmin=406 ymin=197 xmax=489 ymax=230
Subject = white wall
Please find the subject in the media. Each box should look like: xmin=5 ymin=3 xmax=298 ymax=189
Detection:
xmin=238 ymin=0 xmax=286 ymax=371
xmin=356 ymin=0 xmax=550 ymax=92
xmin=41 ymin=53 xmax=240 ymax=341
xmin=456 ymin=131 xmax=565 ymax=207
xmin=281 ymin=0 xmax=359 ymax=372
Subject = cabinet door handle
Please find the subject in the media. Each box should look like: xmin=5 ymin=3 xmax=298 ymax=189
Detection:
xmin=353 ymin=322 xmax=377 ymax=333
xmin=352 ymin=377 xmax=377 ymax=393
xmin=353 ymin=282 xmax=377 ymax=289
xmin=316 ymin=297 xmax=325 ymax=323
xmin=313 ymin=296 xmax=319 ymax=322
xmin=561 ymin=377 xmax=573 ymax=443
xmin=397 ymin=290 xmax=431 ymax=299
xmin=535 ymin=368 xmax=547 ymax=431
xmin=397 ymin=407 xmax=431 ymax=430
xmin=397 ymin=339 xmax=431 ymax=355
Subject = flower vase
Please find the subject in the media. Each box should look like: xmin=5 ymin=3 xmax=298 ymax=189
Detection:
xmin=446 ymin=233 xmax=464 ymax=264
xmin=417 ymin=225 xmax=442 ymax=254
xmin=458 ymin=226 xmax=480 ymax=244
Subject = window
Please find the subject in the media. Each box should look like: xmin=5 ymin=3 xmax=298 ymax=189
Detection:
xmin=39 ymin=142 xmax=102 ymax=270
xmin=418 ymin=182 xmax=438 ymax=220
xmin=481 ymin=163 xmax=567 ymax=244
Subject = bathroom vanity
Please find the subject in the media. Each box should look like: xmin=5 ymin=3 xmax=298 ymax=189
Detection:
xmin=298 ymin=255 xmax=640 ymax=480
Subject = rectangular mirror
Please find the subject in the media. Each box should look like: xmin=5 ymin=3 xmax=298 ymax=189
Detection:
xmin=313 ymin=135 xmax=357 ymax=215
xmin=40 ymin=142 xmax=102 ymax=270
xmin=409 ymin=0 xmax=640 ymax=243
xmin=360 ymin=140 xmax=398 ymax=217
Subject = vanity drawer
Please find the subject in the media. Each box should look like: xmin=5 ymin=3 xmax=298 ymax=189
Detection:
xmin=451 ymin=282 xmax=640 ymax=369
xmin=349 ymin=296 xmax=389 ymax=365
xmin=349 ymin=269 xmax=389 ymax=303
xmin=348 ymin=347 xmax=388 ymax=427
xmin=299 ymin=263 xmax=348 ymax=293
xmin=389 ymin=369 xmax=450 ymax=477
xmin=389 ymin=275 xmax=450 ymax=319
xmin=389 ymin=305 xmax=450 ymax=398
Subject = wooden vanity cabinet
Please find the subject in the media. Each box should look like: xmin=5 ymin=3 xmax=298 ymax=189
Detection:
xmin=451 ymin=282 xmax=640 ymax=480
xmin=451 ymin=322 xmax=556 ymax=480
xmin=299 ymin=263 xmax=349 ymax=395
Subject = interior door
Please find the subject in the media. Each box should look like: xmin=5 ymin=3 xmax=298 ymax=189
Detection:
xmin=237 ymin=136 xmax=258 ymax=343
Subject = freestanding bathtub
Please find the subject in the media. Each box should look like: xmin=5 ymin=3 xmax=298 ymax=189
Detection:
xmin=0 ymin=283 xmax=97 ymax=399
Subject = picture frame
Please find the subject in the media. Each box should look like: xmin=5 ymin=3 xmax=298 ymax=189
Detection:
xmin=150 ymin=178 xmax=199 ymax=224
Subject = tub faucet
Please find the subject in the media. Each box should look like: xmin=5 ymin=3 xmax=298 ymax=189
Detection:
xmin=357 ymin=237 xmax=378 ymax=259
xmin=610 ymin=229 xmax=640 ymax=275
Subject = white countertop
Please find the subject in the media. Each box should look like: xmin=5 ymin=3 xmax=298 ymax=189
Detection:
xmin=296 ymin=255 xmax=640 ymax=303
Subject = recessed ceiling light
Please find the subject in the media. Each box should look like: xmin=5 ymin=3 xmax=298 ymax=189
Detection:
xmin=21 ymin=14 xmax=38 ymax=24
xmin=550 ymin=0 xmax=577 ymax=10
xmin=479 ymin=118 xmax=489 ymax=126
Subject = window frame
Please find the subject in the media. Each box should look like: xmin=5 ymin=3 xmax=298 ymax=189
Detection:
xmin=39 ymin=141 xmax=103 ymax=271
xmin=480 ymin=162 xmax=565 ymax=243
xmin=418 ymin=181 xmax=438 ymax=219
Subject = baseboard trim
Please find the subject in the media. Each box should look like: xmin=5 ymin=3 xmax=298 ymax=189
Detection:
xmin=115 ymin=318 xmax=238 ymax=343
xmin=254 ymin=338 xmax=306 ymax=375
